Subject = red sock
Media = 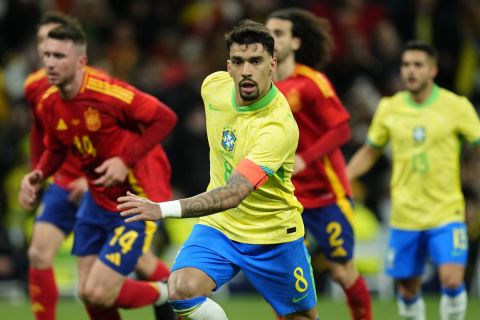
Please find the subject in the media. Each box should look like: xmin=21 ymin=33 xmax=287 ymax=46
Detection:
xmin=114 ymin=278 xmax=161 ymax=308
xmin=146 ymin=260 xmax=170 ymax=281
xmin=344 ymin=276 xmax=372 ymax=320
xmin=85 ymin=305 xmax=120 ymax=320
xmin=29 ymin=267 xmax=58 ymax=320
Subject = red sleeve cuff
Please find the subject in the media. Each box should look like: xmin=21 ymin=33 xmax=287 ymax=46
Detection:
xmin=235 ymin=158 xmax=268 ymax=189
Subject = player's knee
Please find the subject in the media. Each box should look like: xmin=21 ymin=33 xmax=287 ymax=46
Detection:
xmin=80 ymin=283 xmax=115 ymax=307
xmin=440 ymin=273 xmax=463 ymax=289
xmin=329 ymin=263 xmax=355 ymax=288
xmin=27 ymin=244 xmax=53 ymax=268
xmin=168 ymin=275 xmax=201 ymax=300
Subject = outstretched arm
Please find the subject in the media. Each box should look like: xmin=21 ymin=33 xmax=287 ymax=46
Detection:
xmin=347 ymin=144 xmax=382 ymax=181
xmin=117 ymin=170 xmax=255 ymax=222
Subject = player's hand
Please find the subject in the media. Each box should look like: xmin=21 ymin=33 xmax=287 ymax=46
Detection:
xmin=117 ymin=191 xmax=162 ymax=223
xmin=68 ymin=177 xmax=88 ymax=205
xmin=19 ymin=169 xmax=44 ymax=209
xmin=94 ymin=157 xmax=128 ymax=187
xmin=293 ymin=154 xmax=306 ymax=175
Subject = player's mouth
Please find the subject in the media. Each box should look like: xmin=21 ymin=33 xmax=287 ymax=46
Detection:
xmin=239 ymin=80 xmax=257 ymax=95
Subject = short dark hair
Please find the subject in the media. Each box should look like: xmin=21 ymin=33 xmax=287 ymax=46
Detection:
xmin=402 ymin=40 xmax=438 ymax=61
xmin=48 ymin=24 xmax=86 ymax=46
xmin=225 ymin=19 xmax=274 ymax=57
xmin=268 ymin=8 xmax=333 ymax=68
xmin=38 ymin=11 xmax=82 ymax=30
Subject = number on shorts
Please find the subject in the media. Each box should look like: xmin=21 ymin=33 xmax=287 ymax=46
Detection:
xmin=327 ymin=222 xmax=344 ymax=247
xmin=453 ymin=227 xmax=468 ymax=250
xmin=109 ymin=225 xmax=139 ymax=254
xmin=293 ymin=267 xmax=308 ymax=293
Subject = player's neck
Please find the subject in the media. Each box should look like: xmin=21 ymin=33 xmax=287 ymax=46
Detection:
xmin=274 ymin=55 xmax=296 ymax=81
xmin=410 ymin=81 xmax=434 ymax=104
xmin=59 ymin=68 xmax=85 ymax=100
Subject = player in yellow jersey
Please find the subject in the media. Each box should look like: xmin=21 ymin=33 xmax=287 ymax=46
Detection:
xmin=118 ymin=20 xmax=319 ymax=320
xmin=348 ymin=41 xmax=480 ymax=320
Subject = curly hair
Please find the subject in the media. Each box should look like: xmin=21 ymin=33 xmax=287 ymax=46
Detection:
xmin=267 ymin=8 xmax=333 ymax=69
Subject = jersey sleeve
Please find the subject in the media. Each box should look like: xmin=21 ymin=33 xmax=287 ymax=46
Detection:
xmin=245 ymin=114 xmax=298 ymax=176
xmin=307 ymin=80 xmax=350 ymax=129
xmin=367 ymin=98 xmax=390 ymax=148
xmin=114 ymin=85 xmax=177 ymax=167
xmin=455 ymin=97 xmax=480 ymax=144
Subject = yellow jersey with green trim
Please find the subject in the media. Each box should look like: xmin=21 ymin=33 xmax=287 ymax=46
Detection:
xmin=368 ymin=85 xmax=480 ymax=230
xmin=198 ymin=71 xmax=304 ymax=244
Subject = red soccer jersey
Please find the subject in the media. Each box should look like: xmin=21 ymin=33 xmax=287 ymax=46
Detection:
xmin=275 ymin=64 xmax=352 ymax=208
xmin=36 ymin=68 xmax=177 ymax=211
xmin=24 ymin=68 xmax=83 ymax=189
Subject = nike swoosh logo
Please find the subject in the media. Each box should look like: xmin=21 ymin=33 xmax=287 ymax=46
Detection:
xmin=292 ymin=293 xmax=308 ymax=303
xmin=208 ymin=104 xmax=221 ymax=111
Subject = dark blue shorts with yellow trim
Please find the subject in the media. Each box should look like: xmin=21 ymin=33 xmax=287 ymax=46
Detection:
xmin=172 ymin=224 xmax=317 ymax=316
xmin=302 ymin=199 xmax=355 ymax=262
xmin=35 ymin=183 xmax=78 ymax=236
xmin=72 ymin=192 xmax=157 ymax=275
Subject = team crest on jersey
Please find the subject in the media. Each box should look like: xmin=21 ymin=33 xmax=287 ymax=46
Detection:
xmin=413 ymin=127 xmax=426 ymax=143
xmin=222 ymin=129 xmax=236 ymax=152
xmin=84 ymin=107 xmax=101 ymax=131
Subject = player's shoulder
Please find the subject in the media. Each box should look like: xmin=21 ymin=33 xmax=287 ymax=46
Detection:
xmin=202 ymin=71 xmax=231 ymax=92
xmin=437 ymin=87 xmax=469 ymax=105
xmin=24 ymin=69 xmax=49 ymax=91
xmin=294 ymin=64 xmax=336 ymax=97
xmin=83 ymin=67 xmax=136 ymax=104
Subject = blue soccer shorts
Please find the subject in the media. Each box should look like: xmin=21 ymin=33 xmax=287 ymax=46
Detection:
xmin=171 ymin=224 xmax=317 ymax=316
xmin=35 ymin=183 xmax=78 ymax=235
xmin=72 ymin=192 xmax=157 ymax=275
xmin=385 ymin=222 xmax=468 ymax=279
xmin=302 ymin=198 xmax=355 ymax=262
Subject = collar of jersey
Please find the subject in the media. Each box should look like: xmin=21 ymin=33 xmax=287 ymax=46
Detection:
xmin=405 ymin=84 xmax=440 ymax=108
xmin=231 ymin=83 xmax=278 ymax=112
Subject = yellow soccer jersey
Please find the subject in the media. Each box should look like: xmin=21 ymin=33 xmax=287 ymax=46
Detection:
xmin=198 ymin=71 xmax=304 ymax=244
xmin=368 ymin=85 xmax=480 ymax=230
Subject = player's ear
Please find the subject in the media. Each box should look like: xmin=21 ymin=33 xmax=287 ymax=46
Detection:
xmin=270 ymin=57 xmax=277 ymax=75
xmin=227 ymin=59 xmax=232 ymax=76
xmin=292 ymin=37 xmax=301 ymax=51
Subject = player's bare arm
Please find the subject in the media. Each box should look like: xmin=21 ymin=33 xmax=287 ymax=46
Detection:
xmin=117 ymin=171 xmax=254 ymax=222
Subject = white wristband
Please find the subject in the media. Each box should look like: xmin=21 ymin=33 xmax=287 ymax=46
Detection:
xmin=158 ymin=200 xmax=182 ymax=218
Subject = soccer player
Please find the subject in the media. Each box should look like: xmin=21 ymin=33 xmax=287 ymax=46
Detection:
xmin=117 ymin=20 xmax=319 ymax=320
xmin=265 ymin=9 xmax=372 ymax=320
xmin=20 ymin=24 xmax=177 ymax=319
xmin=348 ymin=41 xmax=480 ymax=320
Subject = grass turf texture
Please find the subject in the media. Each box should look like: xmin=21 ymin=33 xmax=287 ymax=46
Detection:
xmin=1 ymin=294 xmax=479 ymax=319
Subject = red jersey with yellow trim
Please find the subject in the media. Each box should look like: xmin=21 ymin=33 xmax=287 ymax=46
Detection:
xmin=36 ymin=68 xmax=177 ymax=211
xmin=24 ymin=68 xmax=83 ymax=189
xmin=275 ymin=64 xmax=352 ymax=208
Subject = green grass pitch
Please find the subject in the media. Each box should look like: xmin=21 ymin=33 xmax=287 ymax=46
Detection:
xmin=1 ymin=294 xmax=479 ymax=319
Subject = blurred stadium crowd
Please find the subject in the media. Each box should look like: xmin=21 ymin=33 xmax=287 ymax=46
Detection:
xmin=0 ymin=0 xmax=479 ymax=297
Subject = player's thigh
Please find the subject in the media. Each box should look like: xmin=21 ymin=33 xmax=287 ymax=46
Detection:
xmin=427 ymin=222 xmax=468 ymax=287
xmin=385 ymin=228 xmax=426 ymax=279
xmin=170 ymin=224 xmax=239 ymax=296
xmin=242 ymin=237 xmax=317 ymax=317
xmin=427 ymin=222 xmax=468 ymax=266
xmin=135 ymin=249 xmax=159 ymax=278
xmin=302 ymin=201 xmax=355 ymax=263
